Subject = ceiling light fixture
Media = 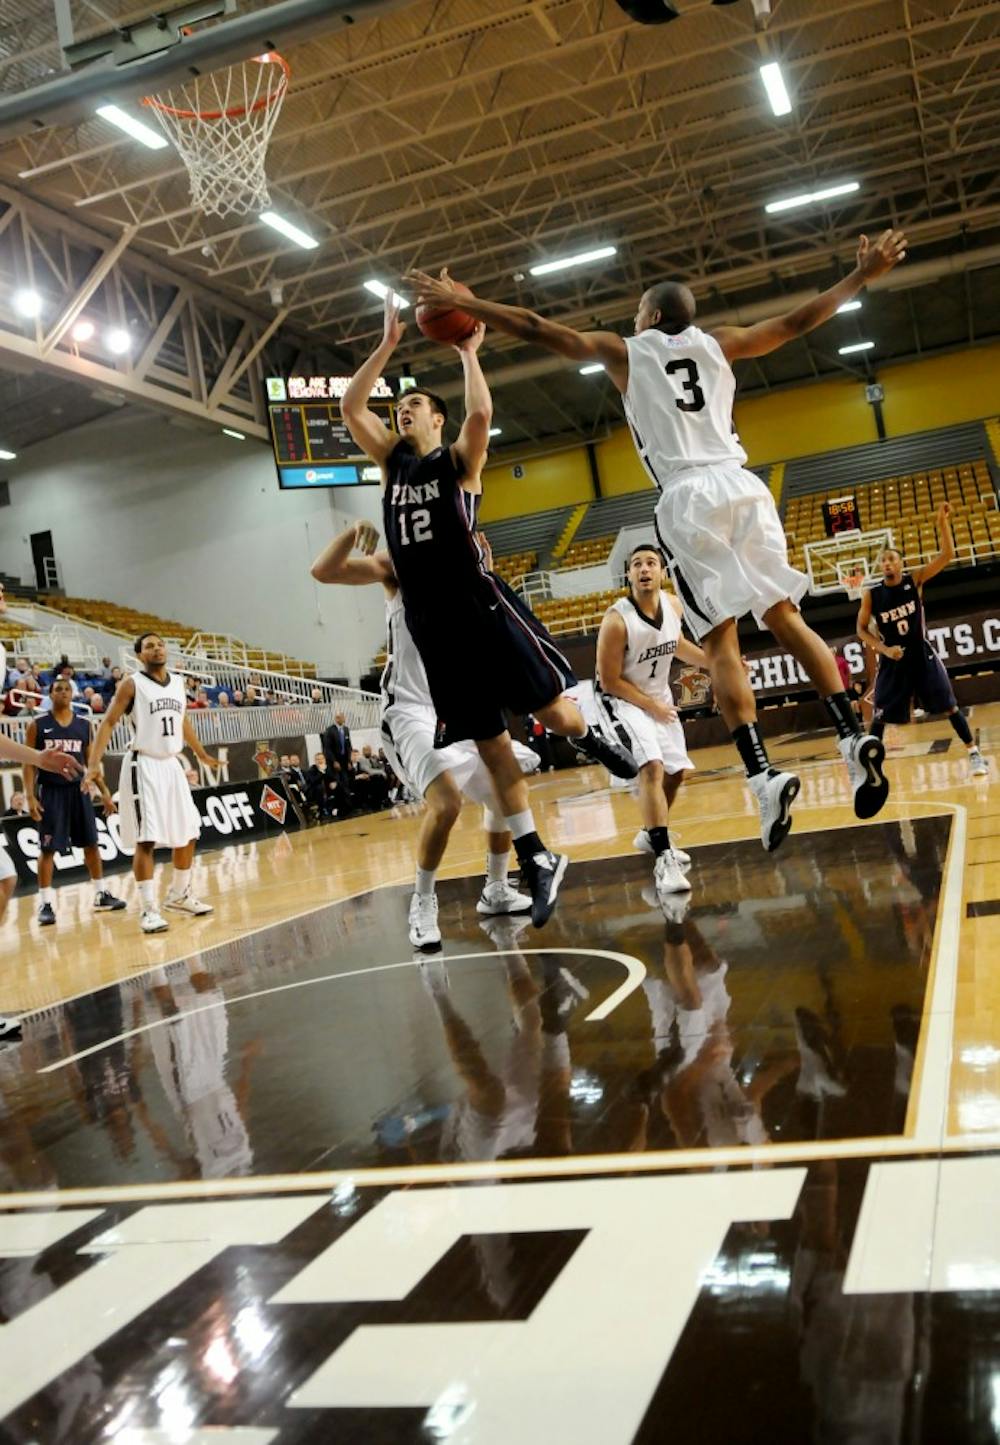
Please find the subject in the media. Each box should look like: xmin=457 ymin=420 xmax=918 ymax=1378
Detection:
xmin=765 ymin=181 xmax=859 ymax=214
xmin=363 ymin=279 xmax=410 ymax=308
xmin=13 ymin=289 xmax=42 ymax=318
xmin=579 ymin=363 xmax=606 ymax=375
xmin=96 ymin=103 xmax=169 ymax=150
xmin=105 ymin=327 xmax=132 ymax=355
xmin=71 ymin=319 xmax=95 ymax=343
xmin=259 ymin=210 xmax=319 ymax=250
xmin=222 ymin=427 xmax=246 ymax=440
xmin=489 ymin=426 xmax=502 ymax=437
xmin=836 ymin=299 xmax=862 ymax=314
xmin=529 ymin=245 xmax=617 ymax=276
xmin=759 ymin=61 xmax=792 ymax=116
xmin=0 ymin=449 xmax=16 ymax=461
xmin=838 ymin=340 xmax=875 ymax=354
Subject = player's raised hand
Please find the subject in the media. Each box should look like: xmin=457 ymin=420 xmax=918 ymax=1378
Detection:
xmin=454 ymin=321 xmax=486 ymax=355
xmin=382 ymin=292 xmax=406 ymax=349
xmin=937 ymin=501 xmax=952 ymax=524
xmin=402 ymin=267 xmax=463 ymax=308
xmin=856 ymin=229 xmax=907 ymax=281
xmin=354 ymin=520 xmax=379 ymax=555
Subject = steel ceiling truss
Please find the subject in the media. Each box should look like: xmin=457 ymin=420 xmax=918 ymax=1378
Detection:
xmin=0 ymin=184 xmax=306 ymax=435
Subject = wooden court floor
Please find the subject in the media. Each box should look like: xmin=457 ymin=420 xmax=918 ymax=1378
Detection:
xmin=1 ymin=704 xmax=998 ymax=1442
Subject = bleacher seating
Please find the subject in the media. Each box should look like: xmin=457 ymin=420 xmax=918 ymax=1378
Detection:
xmin=491 ymin=550 xmax=536 ymax=584
xmin=556 ymin=534 xmax=616 ymax=570
xmin=481 ymin=504 xmax=577 ymax=570
xmin=784 ymin=458 xmax=998 ymax=573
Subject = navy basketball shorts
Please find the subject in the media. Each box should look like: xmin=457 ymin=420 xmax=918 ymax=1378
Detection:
xmin=410 ymin=585 xmax=577 ymax=745
xmin=38 ymin=786 xmax=99 ymax=854
xmin=872 ymin=647 xmax=957 ymax=725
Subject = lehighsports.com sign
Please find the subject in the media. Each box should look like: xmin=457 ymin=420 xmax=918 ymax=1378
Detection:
xmin=0 ymin=777 xmax=299 ymax=889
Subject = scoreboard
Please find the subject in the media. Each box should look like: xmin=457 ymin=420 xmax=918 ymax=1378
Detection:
xmin=267 ymin=374 xmax=395 ymax=489
xmin=822 ymin=495 xmax=861 ymax=537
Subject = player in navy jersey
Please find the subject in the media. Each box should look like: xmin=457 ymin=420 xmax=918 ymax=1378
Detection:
xmin=340 ymin=288 xmax=637 ymax=927
xmin=857 ymin=502 xmax=987 ymax=776
xmin=23 ymin=678 xmax=126 ymax=926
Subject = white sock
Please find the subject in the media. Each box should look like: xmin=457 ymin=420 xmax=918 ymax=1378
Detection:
xmin=504 ymin=809 xmax=536 ymax=841
xmin=486 ymin=851 xmax=509 ymax=886
xmin=138 ymin=880 xmax=156 ymax=909
xmin=93 ymin=880 xmax=104 ymax=899
xmin=168 ymin=867 xmax=191 ymax=899
xmin=40 ymin=886 xmax=54 ymax=906
xmin=415 ymin=866 xmax=437 ymax=898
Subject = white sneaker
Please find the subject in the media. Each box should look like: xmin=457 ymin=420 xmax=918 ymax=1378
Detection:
xmin=748 ymin=769 xmax=801 ymax=852
xmin=0 ymin=1015 xmax=23 ymax=1043
xmin=408 ymin=891 xmax=441 ymax=949
xmin=633 ymin=830 xmax=691 ymax=868
xmin=969 ymin=748 xmax=988 ymax=777
xmin=838 ymin=733 xmax=889 ymax=819
xmin=164 ymin=891 xmax=213 ymax=916
xmin=141 ymin=907 xmax=169 ymax=934
xmin=477 ymin=880 xmax=532 ymax=915
xmin=654 ymin=849 xmax=693 ymax=897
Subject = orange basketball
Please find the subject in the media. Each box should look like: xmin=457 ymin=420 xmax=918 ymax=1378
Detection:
xmin=416 ymin=280 xmax=478 ymax=346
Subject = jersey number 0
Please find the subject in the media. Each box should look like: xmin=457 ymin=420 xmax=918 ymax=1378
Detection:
xmin=665 ymin=359 xmax=706 ymax=413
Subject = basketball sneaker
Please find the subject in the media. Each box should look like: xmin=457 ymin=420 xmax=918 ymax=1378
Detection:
xmin=968 ymin=748 xmax=988 ymax=777
xmin=575 ymin=728 xmax=639 ymax=780
xmin=748 ymin=768 xmax=801 ymax=852
xmin=164 ymin=891 xmax=214 ymax=916
xmin=476 ymin=880 xmax=532 ymax=915
xmin=408 ymin=892 xmax=441 ymax=949
xmin=654 ymin=849 xmax=692 ymax=897
xmin=0 ymin=1016 xmax=22 ymax=1044
xmin=633 ymin=830 xmax=691 ymax=868
xmin=519 ymin=849 xmax=568 ymax=928
xmin=94 ymin=890 xmax=127 ymax=912
xmin=838 ymin=733 xmax=889 ymax=818
xmin=141 ymin=907 xmax=169 ymax=934
xmin=38 ymin=901 xmax=56 ymax=927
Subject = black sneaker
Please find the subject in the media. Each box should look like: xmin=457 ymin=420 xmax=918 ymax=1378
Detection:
xmin=576 ymin=728 xmax=638 ymax=780
xmin=0 ymin=1016 xmax=22 ymax=1045
xmin=519 ymin=849 xmax=568 ymax=928
xmin=94 ymin=890 xmax=127 ymax=912
xmin=38 ymin=902 xmax=56 ymax=926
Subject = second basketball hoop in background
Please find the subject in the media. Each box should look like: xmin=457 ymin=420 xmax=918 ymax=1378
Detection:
xmin=143 ymin=50 xmax=289 ymax=217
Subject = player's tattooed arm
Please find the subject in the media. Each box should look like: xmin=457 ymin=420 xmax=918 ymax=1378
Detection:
xmin=310 ymin=522 xmax=396 ymax=587
xmin=403 ymin=268 xmax=630 ymax=392
xmin=856 ymin=589 xmax=903 ymax=660
xmin=713 ymin=230 xmax=907 ymax=361
xmin=596 ymin=608 xmax=678 ymax=724
xmin=913 ymin=501 xmax=956 ymax=587
xmin=341 ymin=293 xmax=405 ymax=468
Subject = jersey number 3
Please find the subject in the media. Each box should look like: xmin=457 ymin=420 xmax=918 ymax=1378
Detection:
xmin=665 ymin=359 xmax=706 ymax=413
xmin=398 ymin=509 xmax=433 ymax=547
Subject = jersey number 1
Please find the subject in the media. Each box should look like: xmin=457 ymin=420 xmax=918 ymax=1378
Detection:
xmin=161 ymin=715 xmax=176 ymax=739
xmin=665 ymin=359 xmax=706 ymax=413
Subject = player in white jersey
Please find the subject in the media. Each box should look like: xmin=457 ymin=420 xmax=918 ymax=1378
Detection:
xmin=597 ymin=542 xmax=705 ymax=900
xmin=311 ymin=522 xmax=537 ymax=949
xmin=406 ymin=229 xmax=906 ymax=852
xmin=84 ymin=632 xmax=219 ymax=934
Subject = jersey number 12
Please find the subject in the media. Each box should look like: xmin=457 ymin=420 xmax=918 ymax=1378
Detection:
xmin=398 ymin=509 xmax=433 ymax=546
xmin=665 ymin=359 xmax=706 ymax=413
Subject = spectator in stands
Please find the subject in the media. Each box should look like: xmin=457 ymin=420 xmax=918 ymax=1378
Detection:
xmin=91 ymin=694 xmax=106 ymax=715
xmin=305 ymin=752 xmax=337 ymax=821
xmin=5 ymin=656 xmax=30 ymax=691
xmin=7 ymin=675 xmax=42 ymax=715
xmin=310 ymin=686 xmax=323 ymax=704
xmin=185 ymin=676 xmax=199 ymax=705
xmin=81 ymin=686 xmax=98 ymax=710
xmin=100 ymin=656 xmax=114 ymax=681
xmin=354 ymin=745 xmax=389 ymax=809
xmin=524 ymin=714 xmax=554 ymax=771
xmin=232 ymin=689 xmax=246 ymax=707
xmin=244 ymin=685 xmax=263 ymax=706
xmin=101 ymin=665 xmax=123 ymax=699
xmin=3 ymin=792 xmax=28 ymax=817
xmin=189 ymin=688 xmax=210 ymax=710
xmin=217 ymin=691 xmax=231 ymax=707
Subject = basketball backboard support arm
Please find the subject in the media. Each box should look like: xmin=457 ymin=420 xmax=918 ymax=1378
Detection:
xmin=0 ymin=0 xmax=410 ymax=143
xmin=55 ymin=0 xmax=235 ymax=71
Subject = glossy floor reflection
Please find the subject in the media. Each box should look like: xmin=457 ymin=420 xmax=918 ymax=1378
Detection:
xmin=3 ymin=817 xmax=948 ymax=1192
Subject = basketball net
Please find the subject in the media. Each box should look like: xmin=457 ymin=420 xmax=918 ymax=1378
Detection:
xmin=143 ymin=52 xmax=289 ymax=217
xmin=843 ymin=569 xmax=865 ymax=602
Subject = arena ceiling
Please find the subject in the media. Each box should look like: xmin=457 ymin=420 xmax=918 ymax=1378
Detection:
xmin=0 ymin=0 xmax=999 ymax=452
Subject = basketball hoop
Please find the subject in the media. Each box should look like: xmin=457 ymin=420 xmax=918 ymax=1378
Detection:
xmin=843 ymin=569 xmax=865 ymax=602
xmin=142 ymin=51 xmax=289 ymax=217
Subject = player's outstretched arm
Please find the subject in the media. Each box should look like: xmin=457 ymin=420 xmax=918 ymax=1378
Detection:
xmin=311 ymin=522 xmax=396 ymax=587
xmin=82 ymin=675 xmax=134 ymax=789
xmin=596 ymin=609 xmax=677 ymax=722
xmin=341 ymin=294 xmax=405 ymax=467
xmin=453 ymin=319 xmax=491 ymax=486
xmin=913 ymin=501 xmax=956 ymax=587
xmin=712 ymin=230 xmax=907 ymax=361
xmin=0 ymin=729 xmax=83 ymax=777
xmin=403 ymin=268 xmax=630 ymax=391
xmin=856 ymin=589 xmax=902 ymax=661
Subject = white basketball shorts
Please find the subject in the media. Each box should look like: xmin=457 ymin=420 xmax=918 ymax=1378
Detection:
xmin=654 ymin=462 xmax=808 ymax=642
xmin=0 ymin=844 xmax=15 ymax=883
xmin=598 ymin=694 xmax=693 ymax=774
xmin=382 ymin=703 xmax=539 ymax=803
xmin=118 ymin=751 xmax=202 ymax=850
